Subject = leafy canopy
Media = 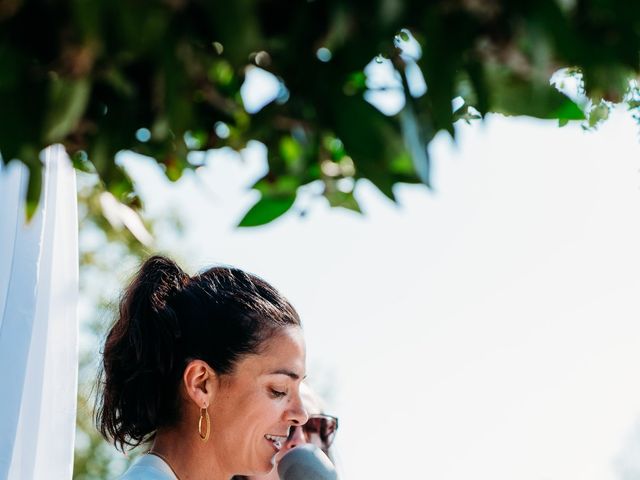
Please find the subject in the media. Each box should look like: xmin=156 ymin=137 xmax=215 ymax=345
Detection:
xmin=2 ymin=0 xmax=638 ymax=224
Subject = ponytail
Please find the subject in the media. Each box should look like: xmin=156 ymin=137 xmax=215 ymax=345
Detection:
xmin=96 ymin=255 xmax=189 ymax=451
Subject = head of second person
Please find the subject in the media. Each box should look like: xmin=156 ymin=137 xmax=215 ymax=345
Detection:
xmin=97 ymin=255 xmax=309 ymax=479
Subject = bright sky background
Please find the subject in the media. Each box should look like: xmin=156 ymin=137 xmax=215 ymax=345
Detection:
xmin=111 ymin=105 xmax=640 ymax=480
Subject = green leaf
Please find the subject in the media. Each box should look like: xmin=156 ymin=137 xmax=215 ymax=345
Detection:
xmin=465 ymin=62 xmax=490 ymax=117
xmin=165 ymin=160 xmax=183 ymax=182
xmin=333 ymin=95 xmax=406 ymax=201
xmin=419 ymin=8 xmax=478 ymax=136
xmin=43 ymin=76 xmax=91 ymax=144
xmin=107 ymin=169 xmax=135 ymax=202
xmin=71 ymin=150 xmax=95 ymax=173
xmin=553 ymin=99 xmax=585 ymax=121
xmin=238 ymin=194 xmax=296 ymax=227
xmin=343 ymin=71 xmax=367 ymax=95
xmin=485 ymin=64 xmax=585 ymax=120
xmin=279 ymin=136 xmax=303 ymax=172
xmin=208 ymin=60 xmax=235 ymax=87
xmin=587 ymin=101 xmax=610 ymax=128
xmin=250 ymin=174 xmax=299 ymax=196
xmin=325 ymin=189 xmax=362 ymax=213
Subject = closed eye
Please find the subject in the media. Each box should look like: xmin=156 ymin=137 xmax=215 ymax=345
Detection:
xmin=269 ymin=388 xmax=286 ymax=398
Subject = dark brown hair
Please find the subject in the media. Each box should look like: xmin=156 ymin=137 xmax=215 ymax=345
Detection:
xmin=96 ymin=255 xmax=301 ymax=451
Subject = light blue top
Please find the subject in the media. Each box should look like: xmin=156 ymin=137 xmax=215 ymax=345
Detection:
xmin=119 ymin=454 xmax=178 ymax=480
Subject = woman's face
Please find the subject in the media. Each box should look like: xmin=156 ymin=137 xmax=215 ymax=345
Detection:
xmin=208 ymin=326 xmax=308 ymax=477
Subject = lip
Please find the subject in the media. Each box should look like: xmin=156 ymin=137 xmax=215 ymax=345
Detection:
xmin=267 ymin=439 xmax=282 ymax=452
xmin=264 ymin=433 xmax=288 ymax=452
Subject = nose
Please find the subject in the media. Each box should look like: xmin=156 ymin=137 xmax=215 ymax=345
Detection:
xmin=287 ymin=388 xmax=309 ymax=427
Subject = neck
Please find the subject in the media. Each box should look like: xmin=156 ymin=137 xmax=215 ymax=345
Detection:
xmin=152 ymin=426 xmax=230 ymax=480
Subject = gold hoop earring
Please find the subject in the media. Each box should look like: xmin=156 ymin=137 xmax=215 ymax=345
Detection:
xmin=198 ymin=407 xmax=210 ymax=442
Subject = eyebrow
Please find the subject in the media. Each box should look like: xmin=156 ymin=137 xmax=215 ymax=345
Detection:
xmin=268 ymin=369 xmax=307 ymax=380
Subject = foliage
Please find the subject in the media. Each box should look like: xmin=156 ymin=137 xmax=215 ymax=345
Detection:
xmin=2 ymin=0 xmax=639 ymax=224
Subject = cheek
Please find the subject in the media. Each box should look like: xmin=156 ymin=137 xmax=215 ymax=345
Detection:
xmin=213 ymin=394 xmax=261 ymax=442
xmin=217 ymin=389 xmax=288 ymax=454
xmin=255 ymin=398 xmax=285 ymax=428
xmin=237 ymin=395 xmax=285 ymax=440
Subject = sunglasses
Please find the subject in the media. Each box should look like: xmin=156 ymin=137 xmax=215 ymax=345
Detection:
xmin=288 ymin=414 xmax=339 ymax=452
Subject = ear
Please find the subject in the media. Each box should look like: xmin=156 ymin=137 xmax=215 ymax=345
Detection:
xmin=183 ymin=359 xmax=218 ymax=408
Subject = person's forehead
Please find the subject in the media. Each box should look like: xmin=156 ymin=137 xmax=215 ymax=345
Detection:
xmin=249 ymin=327 xmax=306 ymax=378
xmin=262 ymin=327 xmax=305 ymax=357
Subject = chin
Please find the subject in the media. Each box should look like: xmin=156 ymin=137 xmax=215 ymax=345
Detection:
xmin=264 ymin=457 xmax=277 ymax=473
xmin=245 ymin=442 xmax=279 ymax=476
xmin=249 ymin=456 xmax=277 ymax=477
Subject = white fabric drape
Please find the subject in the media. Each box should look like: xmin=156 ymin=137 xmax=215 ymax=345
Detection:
xmin=0 ymin=145 xmax=79 ymax=480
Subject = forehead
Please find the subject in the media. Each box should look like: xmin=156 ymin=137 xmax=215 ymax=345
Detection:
xmin=235 ymin=326 xmax=306 ymax=379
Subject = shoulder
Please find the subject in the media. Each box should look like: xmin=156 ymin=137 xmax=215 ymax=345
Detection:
xmin=118 ymin=454 xmax=177 ymax=480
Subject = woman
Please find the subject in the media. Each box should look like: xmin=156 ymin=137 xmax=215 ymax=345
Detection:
xmin=96 ymin=255 xmax=309 ymax=480
xmin=238 ymin=383 xmax=339 ymax=480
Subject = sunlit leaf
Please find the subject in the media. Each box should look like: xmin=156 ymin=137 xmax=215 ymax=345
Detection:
xmin=587 ymin=101 xmax=611 ymax=129
xmin=553 ymin=99 xmax=585 ymax=121
xmin=238 ymin=194 xmax=296 ymax=227
xmin=325 ymin=188 xmax=361 ymax=213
